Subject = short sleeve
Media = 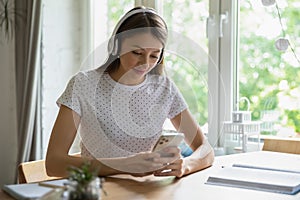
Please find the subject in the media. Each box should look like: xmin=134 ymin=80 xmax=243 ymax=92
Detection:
xmin=167 ymin=80 xmax=188 ymax=119
xmin=56 ymin=73 xmax=84 ymax=116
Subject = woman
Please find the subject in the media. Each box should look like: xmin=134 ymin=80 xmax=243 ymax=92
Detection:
xmin=46 ymin=6 xmax=214 ymax=178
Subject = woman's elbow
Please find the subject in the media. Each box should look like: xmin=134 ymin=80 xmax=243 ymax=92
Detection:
xmin=206 ymin=149 xmax=215 ymax=166
xmin=45 ymin=155 xmax=55 ymax=176
xmin=45 ymin=153 xmax=63 ymax=177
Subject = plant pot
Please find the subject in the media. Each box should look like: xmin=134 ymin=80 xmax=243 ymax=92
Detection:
xmin=64 ymin=177 xmax=101 ymax=200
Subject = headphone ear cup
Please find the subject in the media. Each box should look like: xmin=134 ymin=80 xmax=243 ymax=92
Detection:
xmin=112 ymin=38 xmax=118 ymax=56
xmin=108 ymin=36 xmax=114 ymax=55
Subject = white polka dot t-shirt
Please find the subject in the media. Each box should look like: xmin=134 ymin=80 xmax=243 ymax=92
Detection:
xmin=57 ymin=68 xmax=188 ymax=158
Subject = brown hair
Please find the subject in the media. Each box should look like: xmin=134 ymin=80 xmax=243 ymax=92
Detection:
xmin=103 ymin=6 xmax=168 ymax=75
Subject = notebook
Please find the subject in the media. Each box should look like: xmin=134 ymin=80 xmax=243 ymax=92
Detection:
xmin=206 ymin=165 xmax=300 ymax=195
xmin=2 ymin=179 xmax=68 ymax=200
xmin=3 ymin=183 xmax=54 ymax=200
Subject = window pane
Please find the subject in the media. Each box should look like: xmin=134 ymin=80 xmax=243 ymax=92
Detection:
xmin=239 ymin=0 xmax=300 ymax=136
xmin=107 ymin=1 xmax=134 ymax=36
xmin=163 ymin=0 xmax=209 ymax=128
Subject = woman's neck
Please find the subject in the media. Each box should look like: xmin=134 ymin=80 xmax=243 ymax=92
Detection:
xmin=109 ymin=70 xmax=146 ymax=86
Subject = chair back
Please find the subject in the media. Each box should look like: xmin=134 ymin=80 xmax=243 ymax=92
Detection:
xmin=18 ymin=159 xmax=61 ymax=184
xmin=262 ymin=138 xmax=300 ymax=154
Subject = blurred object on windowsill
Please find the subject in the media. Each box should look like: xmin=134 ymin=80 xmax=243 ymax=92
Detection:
xmin=260 ymin=110 xmax=280 ymax=136
xmin=260 ymin=126 xmax=299 ymax=140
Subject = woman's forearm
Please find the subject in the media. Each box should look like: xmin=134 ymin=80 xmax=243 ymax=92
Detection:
xmin=183 ymin=142 xmax=215 ymax=175
xmin=46 ymin=151 xmax=166 ymax=178
xmin=45 ymin=154 xmax=124 ymax=178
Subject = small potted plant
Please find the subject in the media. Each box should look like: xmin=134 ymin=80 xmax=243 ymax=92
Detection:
xmin=65 ymin=162 xmax=103 ymax=200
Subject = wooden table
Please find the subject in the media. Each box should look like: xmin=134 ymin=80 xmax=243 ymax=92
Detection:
xmin=1 ymin=151 xmax=300 ymax=200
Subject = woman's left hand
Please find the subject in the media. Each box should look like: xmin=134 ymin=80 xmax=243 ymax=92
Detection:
xmin=153 ymin=157 xmax=186 ymax=178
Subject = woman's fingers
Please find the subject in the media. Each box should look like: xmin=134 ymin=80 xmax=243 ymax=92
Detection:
xmin=153 ymin=159 xmax=185 ymax=177
xmin=153 ymin=146 xmax=181 ymax=164
xmin=160 ymin=146 xmax=181 ymax=156
xmin=122 ymin=149 xmax=182 ymax=175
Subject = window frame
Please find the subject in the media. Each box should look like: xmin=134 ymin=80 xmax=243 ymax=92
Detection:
xmin=217 ymin=0 xmax=238 ymax=146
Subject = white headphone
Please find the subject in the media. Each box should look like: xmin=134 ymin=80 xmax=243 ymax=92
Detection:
xmin=107 ymin=8 xmax=167 ymax=57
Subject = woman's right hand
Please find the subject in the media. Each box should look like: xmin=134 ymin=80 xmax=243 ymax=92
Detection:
xmin=99 ymin=147 xmax=181 ymax=176
xmin=123 ymin=151 xmax=164 ymax=176
xmin=126 ymin=147 xmax=182 ymax=175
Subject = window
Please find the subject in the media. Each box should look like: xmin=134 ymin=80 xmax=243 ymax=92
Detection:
xmin=218 ymin=0 xmax=300 ymax=154
xmin=238 ymin=0 xmax=300 ymax=137
xmin=161 ymin=0 xmax=210 ymax=132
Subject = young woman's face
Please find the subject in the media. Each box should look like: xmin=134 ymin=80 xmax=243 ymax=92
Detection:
xmin=115 ymin=32 xmax=163 ymax=85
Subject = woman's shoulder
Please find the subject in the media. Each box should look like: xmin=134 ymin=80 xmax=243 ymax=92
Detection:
xmin=71 ymin=68 xmax=103 ymax=83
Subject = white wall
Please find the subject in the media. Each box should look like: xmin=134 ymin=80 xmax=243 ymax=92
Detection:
xmin=0 ymin=40 xmax=18 ymax=187
xmin=41 ymin=0 xmax=86 ymax=156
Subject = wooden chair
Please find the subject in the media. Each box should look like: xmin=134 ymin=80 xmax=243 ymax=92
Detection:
xmin=18 ymin=153 xmax=81 ymax=183
xmin=262 ymin=138 xmax=300 ymax=154
xmin=18 ymin=159 xmax=62 ymax=184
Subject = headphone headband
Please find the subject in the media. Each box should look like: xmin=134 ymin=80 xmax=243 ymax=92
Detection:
xmin=108 ymin=8 xmax=167 ymax=56
xmin=111 ymin=8 xmax=166 ymax=38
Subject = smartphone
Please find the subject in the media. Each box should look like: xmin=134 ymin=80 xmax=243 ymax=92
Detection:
xmin=152 ymin=131 xmax=185 ymax=157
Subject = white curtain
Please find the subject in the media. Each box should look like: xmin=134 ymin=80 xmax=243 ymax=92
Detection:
xmin=15 ymin=0 xmax=42 ymax=164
